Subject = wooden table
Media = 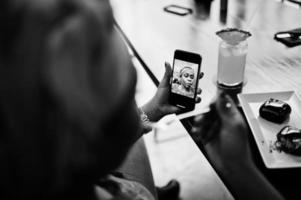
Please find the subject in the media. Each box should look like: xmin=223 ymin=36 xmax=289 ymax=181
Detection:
xmin=110 ymin=0 xmax=301 ymax=198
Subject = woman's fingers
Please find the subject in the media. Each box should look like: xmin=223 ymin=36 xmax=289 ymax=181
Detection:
xmin=164 ymin=62 xmax=172 ymax=74
xmin=195 ymin=96 xmax=202 ymax=103
xmin=193 ymin=108 xmax=217 ymax=133
xmin=162 ymin=105 xmax=182 ymax=116
xmin=215 ymin=93 xmax=244 ymax=125
xmin=192 ymin=103 xmax=222 ymax=143
xmin=199 ymin=72 xmax=204 ymax=79
xmin=192 ymin=116 xmax=220 ymax=144
xmin=202 ymin=120 xmax=221 ymax=144
xmin=159 ymin=62 xmax=172 ymax=87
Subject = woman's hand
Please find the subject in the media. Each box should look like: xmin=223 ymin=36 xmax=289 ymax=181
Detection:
xmin=192 ymin=94 xmax=285 ymax=200
xmin=141 ymin=62 xmax=204 ymax=122
xmin=191 ymin=93 xmax=252 ymax=170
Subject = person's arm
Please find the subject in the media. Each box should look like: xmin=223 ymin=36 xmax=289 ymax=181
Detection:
xmin=140 ymin=62 xmax=181 ymax=122
xmin=219 ymin=161 xmax=284 ymax=200
xmin=138 ymin=62 xmax=203 ymax=135
xmin=192 ymin=93 xmax=284 ymax=200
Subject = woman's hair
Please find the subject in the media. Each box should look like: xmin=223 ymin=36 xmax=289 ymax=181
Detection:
xmin=179 ymin=66 xmax=193 ymax=77
xmin=0 ymin=0 xmax=113 ymax=199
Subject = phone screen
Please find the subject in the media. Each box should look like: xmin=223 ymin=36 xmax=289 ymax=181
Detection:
xmin=171 ymin=59 xmax=199 ymax=99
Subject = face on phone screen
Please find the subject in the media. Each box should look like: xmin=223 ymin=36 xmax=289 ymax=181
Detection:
xmin=171 ymin=59 xmax=199 ymax=99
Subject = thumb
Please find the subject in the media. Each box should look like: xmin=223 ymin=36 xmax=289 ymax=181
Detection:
xmin=215 ymin=93 xmax=240 ymax=123
xmin=165 ymin=105 xmax=181 ymax=115
xmin=159 ymin=62 xmax=172 ymax=87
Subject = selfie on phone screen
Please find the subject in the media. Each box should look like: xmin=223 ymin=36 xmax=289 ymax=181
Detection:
xmin=171 ymin=60 xmax=198 ymax=98
xmin=169 ymin=50 xmax=201 ymax=111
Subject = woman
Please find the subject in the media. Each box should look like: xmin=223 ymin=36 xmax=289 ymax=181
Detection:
xmin=0 ymin=0 xmax=284 ymax=200
xmin=0 ymin=0 xmax=200 ymax=199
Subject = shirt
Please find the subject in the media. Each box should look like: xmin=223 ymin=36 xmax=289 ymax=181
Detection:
xmin=95 ymin=175 xmax=155 ymax=200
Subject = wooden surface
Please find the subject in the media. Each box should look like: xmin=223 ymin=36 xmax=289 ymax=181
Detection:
xmin=144 ymin=116 xmax=233 ymax=200
xmin=110 ymin=0 xmax=301 ymax=198
xmin=111 ymin=0 xmax=301 ymax=113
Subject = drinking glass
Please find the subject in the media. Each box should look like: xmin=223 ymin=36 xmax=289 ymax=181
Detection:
xmin=217 ymin=39 xmax=248 ymax=88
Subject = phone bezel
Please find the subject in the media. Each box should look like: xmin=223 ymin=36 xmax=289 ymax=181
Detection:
xmin=170 ymin=49 xmax=202 ymax=111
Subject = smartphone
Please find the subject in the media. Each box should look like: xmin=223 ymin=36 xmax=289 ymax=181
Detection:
xmin=169 ymin=50 xmax=202 ymax=111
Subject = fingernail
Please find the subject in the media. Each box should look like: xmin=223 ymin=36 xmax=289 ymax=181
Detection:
xmin=225 ymin=102 xmax=232 ymax=108
xmin=220 ymin=94 xmax=232 ymax=111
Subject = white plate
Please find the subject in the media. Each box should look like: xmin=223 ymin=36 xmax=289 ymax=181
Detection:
xmin=238 ymin=91 xmax=301 ymax=169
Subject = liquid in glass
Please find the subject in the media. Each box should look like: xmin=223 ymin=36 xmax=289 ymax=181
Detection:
xmin=217 ymin=40 xmax=248 ymax=88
